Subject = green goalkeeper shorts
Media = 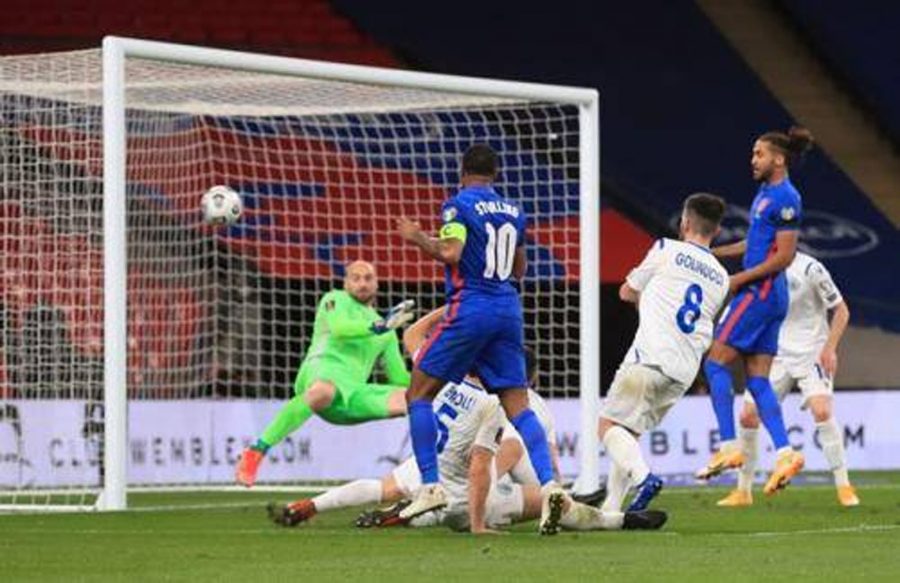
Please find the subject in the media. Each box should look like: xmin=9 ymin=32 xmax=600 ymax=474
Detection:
xmin=293 ymin=366 xmax=402 ymax=425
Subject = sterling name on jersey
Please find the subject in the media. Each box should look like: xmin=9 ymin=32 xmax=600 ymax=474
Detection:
xmin=439 ymin=184 xmax=527 ymax=302
xmin=432 ymin=380 xmax=504 ymax=503
xmin=777 ymin=252 xmax=844 ymax=369
xmin=624 ymin=238 xmax=729 ymax=385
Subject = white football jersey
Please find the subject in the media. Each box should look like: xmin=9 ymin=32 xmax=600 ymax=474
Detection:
xmin=777 ymin=252 xmax=843 ymax=371
xmin=433 ymin=380 xmax=505 ymax=503
xmin=623 ymin=238 xmax=729 ymax=385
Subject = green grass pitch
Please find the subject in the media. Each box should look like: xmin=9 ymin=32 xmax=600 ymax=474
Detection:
xmin=2 ymin=472 xmax=898 ymax=582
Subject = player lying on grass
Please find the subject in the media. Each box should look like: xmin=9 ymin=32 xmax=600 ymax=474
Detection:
xmin=235 ymin=260 xmax=415 ymax=487
xmin=718 ymin=251 xmax=858 ymax=508
xmin=697 ymin=128 xmax=814 ymax=494
xmin=268 ymin=311 xmax=647 ymax=533
xmin=598 ymin=194 xmax=729 ymax=514
xmin=268 ymin=375 xmax=664 ymax=534
xmin=395 ymin=144 xmax=566 ymax=534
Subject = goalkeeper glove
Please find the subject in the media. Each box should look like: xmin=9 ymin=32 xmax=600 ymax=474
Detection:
xmin=371 ymin=299 xmax=416 ymax=335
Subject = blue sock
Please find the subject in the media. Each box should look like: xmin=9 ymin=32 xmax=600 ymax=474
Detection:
xmin=408 ymin=399 xmax=439 ymax=484
xmin=746 ymin=375 xmax=789 ymax=449
xmin=704 ymin=360 xmax=736 ymax=441
xmin=511 ymin=408 xmax=555 ymax=485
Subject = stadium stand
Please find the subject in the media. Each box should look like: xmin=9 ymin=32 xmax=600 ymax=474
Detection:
xmin=335 ymin=0 xmax=900 ymax=332
xmin=780 ymin=1 xmax=900 ymax=145
xmin=0 ymin=0 xmax=397 ymax=66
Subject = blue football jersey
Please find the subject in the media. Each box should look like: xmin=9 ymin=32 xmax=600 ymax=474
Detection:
xmin=744 ymin=177 xmax=803 ymax=270
xmin=439 ymin=185 xmax=527 ymax=300
xmin=743 ymin=177 xmax=802 ymax=300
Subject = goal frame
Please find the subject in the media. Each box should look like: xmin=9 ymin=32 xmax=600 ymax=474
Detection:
xmin=100 ymin=36 xmax=600 ymax=511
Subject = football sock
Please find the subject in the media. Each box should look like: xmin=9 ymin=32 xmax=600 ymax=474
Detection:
xmin=816 ymin=417 xmax=850 ymax=487
xmin=601 ymin=461 xmax=630 ymax=513
xmin=746 ymin=376 xmax=789 ymax=449
xmin=704 ymin=360 xmax=736 ymax=441
xmin=257 ymin=396 xmax=314 ymax=451
xmin=409 ymin=399 xmax=440 ymax=484
xmin=313 ymin=479 xmax=382 ymax=512
xmin=602 ymin=426 xmax=650 ymax=487
xmin=511 ymin=409 xmax=555 ymax=485
xmin=509 ymin=445 xmax=540 ymax=485
xmin=737 ymin=426 xmax=759 ymax=492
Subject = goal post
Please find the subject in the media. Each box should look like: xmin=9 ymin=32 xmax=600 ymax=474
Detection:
xmin=0 ymin=37 xmax=600 ymax=511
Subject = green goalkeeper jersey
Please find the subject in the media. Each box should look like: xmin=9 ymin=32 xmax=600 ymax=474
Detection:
xmin=296 ymin=290 xmax=410 ymax=388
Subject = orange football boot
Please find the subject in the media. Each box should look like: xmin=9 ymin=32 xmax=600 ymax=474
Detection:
xmin=235 ymin=447 xmax=264 ymax=487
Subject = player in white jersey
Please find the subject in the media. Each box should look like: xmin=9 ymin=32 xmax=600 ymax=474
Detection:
xmin=598 ymin=193 xmax=729 ymax=514
xmin=269 ymin=310 xmax=665 ymax=533
xmin=718 ymin=251 xmax=857 ymax=507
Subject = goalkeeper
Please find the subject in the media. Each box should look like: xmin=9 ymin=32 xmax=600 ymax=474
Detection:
xmin=236 ymin=260 xmax=415 ymax=487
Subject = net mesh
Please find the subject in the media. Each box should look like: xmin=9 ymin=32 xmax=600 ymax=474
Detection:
xmin=0 ymin=49 xmax=582 ymax=500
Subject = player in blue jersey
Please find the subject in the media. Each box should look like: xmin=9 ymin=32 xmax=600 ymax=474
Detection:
xmin=394 ymin=144 xmax=568 ymax=535
xmin=697 ymin=127 xmax=814 ymax=496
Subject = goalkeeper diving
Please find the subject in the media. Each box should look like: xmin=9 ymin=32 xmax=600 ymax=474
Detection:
xmin=267 ymin=306 xmax=665 ymax=534
xmin=236 ymin=260 xmax=416 ymax=486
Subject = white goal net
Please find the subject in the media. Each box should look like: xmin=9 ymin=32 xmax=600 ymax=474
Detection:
xmin=0 ymin=39 xmax=598 ymax=510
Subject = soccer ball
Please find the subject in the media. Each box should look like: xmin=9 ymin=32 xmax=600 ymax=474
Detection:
xmin=201 ymin=185 xmax=243 ymax=226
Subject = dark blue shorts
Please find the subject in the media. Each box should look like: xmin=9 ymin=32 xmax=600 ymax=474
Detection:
xmin=415 ymin=296 xmax=527 ymax=391
xmin=714 ymin=286 xmax=787 ymax=355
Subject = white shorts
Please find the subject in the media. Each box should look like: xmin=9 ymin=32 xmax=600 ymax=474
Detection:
xmin=391 ymin=457 xmax=421 ymax=497
xmin=599 ymin=364 xmax=688 ymax=434
xmin=743 ymin=358 xmax=832 ymax=409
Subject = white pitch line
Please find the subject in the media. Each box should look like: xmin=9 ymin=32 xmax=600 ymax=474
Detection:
xmin=745 ymin=524 xmax=900 ymax=537
xmin=657 ymin=482 xmax=900 ymax=494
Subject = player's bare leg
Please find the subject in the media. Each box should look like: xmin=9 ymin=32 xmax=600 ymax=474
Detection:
xmin=807 ymin=395 xmax=858 ymax=506
xmin=399 ymin=368 xmax=449 ymax=520
xmin=499 ymin=388 xmax=569 ymax=534
xmin=236 ymin=380 xmax=336 ymax=487
xmin=698 ymin=342 xmax=747 ymax=480
xmin=718 ymin=402 xmax=759 ymax=507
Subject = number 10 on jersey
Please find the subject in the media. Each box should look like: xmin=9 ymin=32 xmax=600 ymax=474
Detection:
xmin=483 ymin=223 xmax=517 ymax=280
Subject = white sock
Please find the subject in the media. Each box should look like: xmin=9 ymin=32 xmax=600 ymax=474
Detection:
xmin=509 ymin=449 xmax=539 ymax=486
xmin=601 ymin=461 xmax=630 ymax=513
xmin=312 ymin=479 xmax=382 ymax=512
xmin=560 ymin=501 xmax=624 ymax=531
xmin=816 ymin=418 xmax=850 ymax=487
xmin=602 ymin=426 xmax=650 ymax=487
xmin=719 ymin=439 xmax=738 ymax=453
xmin=737 ymin=427 xmax=759 ymax=493
xmin=776 ymin=446 xmax=794 ymax=458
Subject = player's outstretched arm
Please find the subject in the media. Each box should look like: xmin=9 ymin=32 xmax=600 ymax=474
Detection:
xmin=619 ymin=282 xmax=639 ymax=304
xmin=402 ymin=306 xmax=446 ymax=356
xmin=821 ymin=300 xmax=850 ymax=377
xmin=467 ymin=445 xmax=497 ymax=534
xmin=322 ymin=293 xmax=376 ymax=338
xmin=730 ymin=230 xmax=797 ymax=291
xmin=396 ymin=217 xmax=463 ymax=265
xmin=712 ymin=239 xmax=746 ymax=259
